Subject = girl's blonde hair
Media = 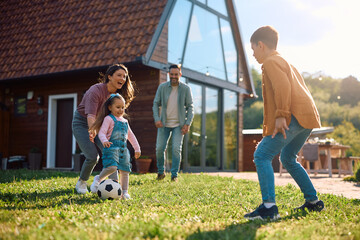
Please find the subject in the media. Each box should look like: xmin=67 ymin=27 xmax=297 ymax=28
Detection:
xmin=90 ymin=93 xmax=126 ymax=133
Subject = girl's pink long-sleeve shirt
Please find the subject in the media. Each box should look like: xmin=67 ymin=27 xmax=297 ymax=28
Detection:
xmin=98 ymin=115 xmax=140 ymax=153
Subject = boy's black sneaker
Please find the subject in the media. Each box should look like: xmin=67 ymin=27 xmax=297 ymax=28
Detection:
xmin=295 ymin=200 xmax=324 ymax=212
xmin=244 ymin=203 xmax=280 ymax=221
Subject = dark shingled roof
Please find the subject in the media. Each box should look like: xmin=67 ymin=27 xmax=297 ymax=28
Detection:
xmin=0 ymin=0 xmax=167 ymax=80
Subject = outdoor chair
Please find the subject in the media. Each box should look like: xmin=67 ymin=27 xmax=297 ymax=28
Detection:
xmin=279 ymin=143 xmax=322 ymax=176
xmin=301 ymin=143 xmax=322 ymax=175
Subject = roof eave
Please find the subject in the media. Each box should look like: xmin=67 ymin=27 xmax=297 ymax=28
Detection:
xmin=226 ymin=0 xmax=257 ymax=98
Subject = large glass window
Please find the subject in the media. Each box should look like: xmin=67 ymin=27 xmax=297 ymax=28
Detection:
xmin=207 ymin=0 xmax=228 ymax=16
xmin=166 ymin=0 xmax=238 ymax=84
xmin=224 ymin=90 xmax=238 ymax=170
xmin=220 ymin=19 xmax=237 ymax=84
xmin=187 ymin=83 xmax=202 ymax=167
xmin=205 ymin=87 xmax=219 ymax=167
xmin=183 ymin=6 xmax=225 ymax=79
xmin=168 ymin=0 xmax=192 ymax=64
xmin=195 ymin=0 xmax=206 ymax=4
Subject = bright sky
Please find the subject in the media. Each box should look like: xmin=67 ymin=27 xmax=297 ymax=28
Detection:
xmin=234 ymin=0 xmax=360 ymax=80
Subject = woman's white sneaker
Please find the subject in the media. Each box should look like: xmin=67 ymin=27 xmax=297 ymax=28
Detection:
xmin=75 ymin=179 xmax=88 ymax=194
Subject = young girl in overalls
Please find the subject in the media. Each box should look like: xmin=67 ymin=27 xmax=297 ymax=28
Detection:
xmin=89 ymin=93 xmax=141 ymax=199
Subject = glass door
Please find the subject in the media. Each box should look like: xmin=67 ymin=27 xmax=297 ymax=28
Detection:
xmin=186 ymin=82 xmax=202 ymax=170
xmin=205 ymin=87 xmax=219 ymax=170
xmin=184 ymin=82 xmax=220 ymax=171
xmin=223 ymin=90 xmax=238 ymax=170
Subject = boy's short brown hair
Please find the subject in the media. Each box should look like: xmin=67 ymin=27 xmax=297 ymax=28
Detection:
xmin=250 ymin=26 xmax=278 ymax=49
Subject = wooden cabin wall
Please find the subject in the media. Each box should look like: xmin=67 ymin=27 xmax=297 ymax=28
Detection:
xmin=242 ymin=134 xmax=262 ymax=171
xmin=0 ymin=70 xmax=101 ymax=167
xmin=127 ymin=64 xmax=165 ymax=172
xmin=242 ymin=133 xmax=280 ymax=172
xmin=150 ymin=21 xmax=168 ymax=64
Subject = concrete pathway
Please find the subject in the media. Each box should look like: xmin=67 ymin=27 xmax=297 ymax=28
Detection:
xmin=202 ymin=172 xmax=360 ymax=199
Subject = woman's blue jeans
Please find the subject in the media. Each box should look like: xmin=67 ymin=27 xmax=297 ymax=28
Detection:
xmin=254 ymin=116 xmax=318 ymax=203
xmin=72 ymin=111 xmax=117 ymax=181
xmin=156 ymin=126 xmax=184 ymax=178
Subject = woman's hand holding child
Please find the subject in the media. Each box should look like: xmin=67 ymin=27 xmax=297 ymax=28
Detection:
xmin=88 ymin=129 xmax=96 ymax=143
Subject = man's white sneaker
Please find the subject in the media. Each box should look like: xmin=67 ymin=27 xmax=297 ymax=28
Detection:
xmin=122 ymin=192 xmax=131 ymax=200
xmin=75 ymin=179 xmax=88 ymax=194
xmin=90 ymin=175 xmax=100 ymax=193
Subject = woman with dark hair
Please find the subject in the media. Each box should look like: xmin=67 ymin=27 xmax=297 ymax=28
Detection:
xmin=72 ymin=63 xmax=136 ymax=194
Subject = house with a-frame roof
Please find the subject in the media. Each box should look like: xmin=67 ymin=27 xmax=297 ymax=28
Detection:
xmin=0 ymin=0 xmax=256 ymax=172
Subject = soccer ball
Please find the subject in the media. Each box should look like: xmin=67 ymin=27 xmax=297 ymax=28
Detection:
xmin=97 ymin=179 xmax=122 ymax=200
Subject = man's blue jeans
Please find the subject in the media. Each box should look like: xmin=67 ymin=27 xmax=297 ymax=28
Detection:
xmin=156 ymin=126 xmax=184 ymax=178
xmin=254 ymin=116 xmax=318 ymax=203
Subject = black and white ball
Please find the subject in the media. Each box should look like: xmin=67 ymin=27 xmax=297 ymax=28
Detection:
xmin=97 ymin=179 xmax=122 ymax=200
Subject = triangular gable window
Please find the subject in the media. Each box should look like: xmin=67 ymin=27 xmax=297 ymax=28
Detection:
xmin=150 ymin=0 xmax=238 ymax=84
xmin=168 ymin=0 xmax=192 ymax=65
xmin=207 ymin=0 xmax=228 ymax=17
xmin=184 ymin=5 xmax=225 ymax=80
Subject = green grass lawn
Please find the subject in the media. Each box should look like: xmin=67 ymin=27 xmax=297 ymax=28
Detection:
xmin=0 ymin=169 xmax=359 ymax=240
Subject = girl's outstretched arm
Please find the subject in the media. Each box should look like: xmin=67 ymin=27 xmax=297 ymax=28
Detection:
xmin=128 ymin=124 xmax=141 ymax=158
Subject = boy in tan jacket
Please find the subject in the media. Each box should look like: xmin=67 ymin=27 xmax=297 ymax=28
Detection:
xmin=244 ymin=26 xmax=324 ymax=220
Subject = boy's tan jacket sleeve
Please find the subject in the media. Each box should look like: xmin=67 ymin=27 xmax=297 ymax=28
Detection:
xmin=261 ymin=53 xmax=321 ymax=136
xmin=263 ymin=60 xmax=292 ymax=119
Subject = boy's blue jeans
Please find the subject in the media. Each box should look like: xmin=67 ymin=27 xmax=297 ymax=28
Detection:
xmin=254 ymin=115 xmax=318 ymax=203
xmin=156 ymin=126 xmax=184 ymax=178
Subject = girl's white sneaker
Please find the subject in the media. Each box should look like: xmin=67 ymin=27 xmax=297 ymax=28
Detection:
xmin=90 ymin=175 xmax=100 ymax=193
xmin=122 ymin=192 xmax=131 ymax=200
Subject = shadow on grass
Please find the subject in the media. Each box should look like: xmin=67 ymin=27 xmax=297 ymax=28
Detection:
xmin=350 ymin=198 xmax=360 ymax=205
xmin=0 ymin=169 xmax=148 ymax=184
xmin=0 ymin=169 xmax=80 ymax=183
xmin=0 ymin=188 xmax=101 ymax=210
xmin=187 ymin=221 xmax=267 ymax=240
xmin=186 ymin=211 xmax=310 ymax=240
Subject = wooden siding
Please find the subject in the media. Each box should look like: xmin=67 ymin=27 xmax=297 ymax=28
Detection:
xmin=150 ymin=21 xmax=168 ymax=64
xmin=126 ymin=64 xmax=162 ymax=172
xmin=243 ymin=133 xmax=281 ymax=172
xmin=242 ymin=133 xmax=261 ymax=171
xmin=0 ymin=106 xmax=10 ymax=158
xmin=0 ymin=70 xmax=101 ymax=167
